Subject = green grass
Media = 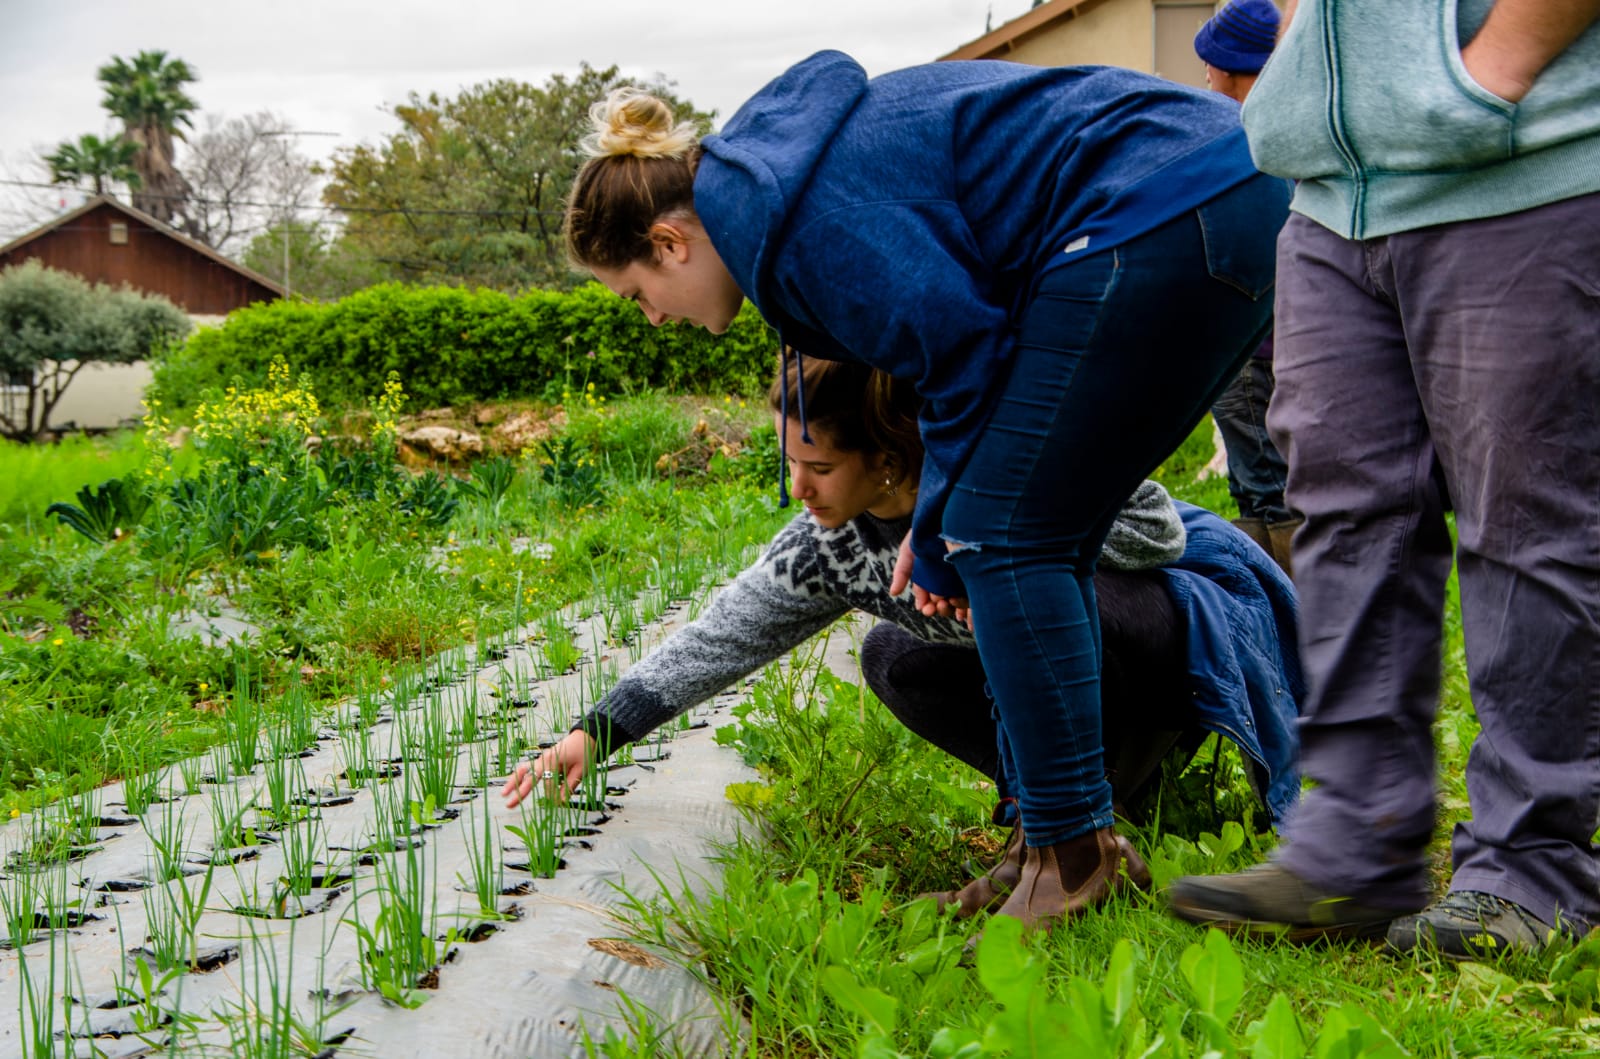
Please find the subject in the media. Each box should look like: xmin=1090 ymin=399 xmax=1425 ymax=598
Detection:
xmin=0 ymin=432 xmax=147 ymax=528
xmin=608 ymin=648 xmax=1593 ymax=1059
xmin=581 ymin=417 xmax=1595 ymax=1059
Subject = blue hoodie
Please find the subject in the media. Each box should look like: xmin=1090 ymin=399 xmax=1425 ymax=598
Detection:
xmin=697 ymin=51 xmax=1263 ymax=597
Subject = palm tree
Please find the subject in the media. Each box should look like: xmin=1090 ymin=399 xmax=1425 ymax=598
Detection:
xmin=97 ymin=50 xmax=199 ymax=225
xmin=42 ymin=134 xmax=141 ymax=197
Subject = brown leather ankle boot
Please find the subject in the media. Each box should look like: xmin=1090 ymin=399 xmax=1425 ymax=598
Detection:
xmin=920 ymin=826 xmax=1025 ymax=918
xmin=1231 ymin=517 xmax=1272 ymax=556
xmin=991 ymin=827 xmax=1152 ymax=932
xmin=1267 ymin=517 xmax=1302 ymax=580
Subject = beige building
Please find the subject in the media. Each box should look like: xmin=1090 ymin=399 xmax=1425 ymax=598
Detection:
xmin=942 ymin=0 xmax=1225 ymax=89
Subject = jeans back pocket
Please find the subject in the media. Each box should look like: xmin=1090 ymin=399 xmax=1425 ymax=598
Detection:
xmin=1196 ymin=173 xmax=1291 ymax=301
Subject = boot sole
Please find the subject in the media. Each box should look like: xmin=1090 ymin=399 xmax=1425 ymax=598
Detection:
xmin=1169 ymin=897 xmax=1393 ymax=943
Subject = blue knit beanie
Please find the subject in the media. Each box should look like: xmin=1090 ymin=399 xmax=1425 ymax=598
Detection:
xmin=1194 ymin=0 xmax=1280 ymax=74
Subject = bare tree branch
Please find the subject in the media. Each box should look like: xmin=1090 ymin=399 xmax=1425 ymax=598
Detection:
xmin=179 ymin=111 xmax=321 ymax=253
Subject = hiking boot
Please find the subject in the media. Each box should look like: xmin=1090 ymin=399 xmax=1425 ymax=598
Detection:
xmin=920 ymin=826 xmax=1024 ymax=919
xmin=991 ymin=827 xmax=1152 ymax=932
xmin=1385 ymin=891 xmax=1555 ymax=959
xmin=1167 ymin=862 xmax=1401 ymax=941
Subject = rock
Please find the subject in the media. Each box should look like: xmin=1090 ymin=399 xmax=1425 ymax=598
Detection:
xmin=492 ymin=410 xmax=564 ymax=455
xmin=399 ymin=425 xmax=485 ymax=463
xmin=474 ymin=405 xmax=501 ymax=426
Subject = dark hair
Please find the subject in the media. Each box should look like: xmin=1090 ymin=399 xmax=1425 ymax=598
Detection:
xmin=566 ymin=90 xmax=702 ymax=270
xmin=766 ymin=353 xmax=923 ymax=490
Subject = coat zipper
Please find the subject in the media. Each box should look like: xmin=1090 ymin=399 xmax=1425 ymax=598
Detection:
xmin=1320 ymin=0 xmax=1367 ymax=238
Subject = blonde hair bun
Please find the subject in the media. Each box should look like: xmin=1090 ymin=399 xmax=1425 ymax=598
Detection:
xmin=583 ymin=87 xmax=699 ymax=160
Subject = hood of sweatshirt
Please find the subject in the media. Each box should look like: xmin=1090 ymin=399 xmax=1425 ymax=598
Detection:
xmin=697 ymin=51 xmax=867 ymax=335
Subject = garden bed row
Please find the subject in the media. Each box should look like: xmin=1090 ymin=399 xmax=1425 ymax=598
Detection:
xmin=0 ymin=574 xmax=767 ymax=1058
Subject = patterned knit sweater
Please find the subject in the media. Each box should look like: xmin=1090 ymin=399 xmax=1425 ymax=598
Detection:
xmin=577 ymin=480 xmax=1185 ymax=754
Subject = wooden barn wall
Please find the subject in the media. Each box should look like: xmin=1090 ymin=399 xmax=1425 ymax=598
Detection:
xmin=0 ymin=205 xmax=277 ymax=314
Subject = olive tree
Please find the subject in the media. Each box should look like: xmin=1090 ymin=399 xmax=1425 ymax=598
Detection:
xmin=0 ymin=261 xmax=190 ymax=441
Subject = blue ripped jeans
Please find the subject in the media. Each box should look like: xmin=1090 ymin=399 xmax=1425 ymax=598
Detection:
xmin=944 ymin=174 xmax=1283 ymax=846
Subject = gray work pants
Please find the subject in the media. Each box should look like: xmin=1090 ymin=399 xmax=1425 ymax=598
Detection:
xmin=1268 ymin=196 xmax=1600 ymax=930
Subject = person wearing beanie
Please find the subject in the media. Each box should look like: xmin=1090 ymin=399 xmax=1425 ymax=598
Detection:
xmin=1195 ymin=0 xmax=1281 ymax=102
xmin=1194 ymin=0 xmax=1298 ymax=578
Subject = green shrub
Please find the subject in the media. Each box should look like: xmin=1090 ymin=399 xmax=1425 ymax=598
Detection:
xmin=150 ymin=282 xmax=778 ymax=412
xmin=0 ymin=260 xmax=190 ymax=440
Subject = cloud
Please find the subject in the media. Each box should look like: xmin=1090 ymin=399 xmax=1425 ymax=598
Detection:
xmin=0 ymin=0 xmax=1022 ymax=238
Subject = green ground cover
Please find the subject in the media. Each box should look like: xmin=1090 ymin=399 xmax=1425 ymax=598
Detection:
xmin=0 ymin=367 xmax=784 ymax=816
xmin=3 ymin=376 xmax=1592 ymax=1057
xmin=590 ymin=418 xmax=1599 ymax=1059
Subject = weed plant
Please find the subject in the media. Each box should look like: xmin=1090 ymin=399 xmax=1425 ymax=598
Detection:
xmin=139 ymin=862 xmax=216 ymax=972
xmin=0 ymin=378 xmax=791 ymax=816
xmin=538 ymin=613 xmax=581 ymax=677
xmin=225 ymin=660 xmax=265 ymax=775
xmin=259 ymin=750 xmax=308 ymax=831
xmin=276 ymin=813 xmax=325 ymax=899
xmin=337 ymin=716 xmax=377 ymax=788
xmin=0 ymin=431 xmax=164 ymax=525
xmin=346 ymin=794 xmax=452 ymax=1008
xmin=457 ymin=799 xmax=507 ymax=919
xmin=12 ymin=910 xmax=77 ymax=1059
xmin=109 ymin=953 xmax=190 ymax=1047
xmin=507 ymin=794 xmax=568 ymax=879
xmin=142 ymin=803 xmax=193 ymax=884
xmin=217 ymin=921 xmax=351 ymax=1057
xmin=208 ymin=782 xmax=259 ymax=858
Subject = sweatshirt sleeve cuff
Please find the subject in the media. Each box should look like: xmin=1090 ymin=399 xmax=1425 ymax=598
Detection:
xmin=574 ymin=711 xmax=644 ymax=761
xmin=911 ymin=553 xmax=966 ymax=599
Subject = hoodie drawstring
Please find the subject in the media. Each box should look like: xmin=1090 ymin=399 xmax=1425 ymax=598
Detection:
xmin=776 ymin=345 xmax=814 ymax=510
xmin=778 ymin=347 xmax=790 ymax=508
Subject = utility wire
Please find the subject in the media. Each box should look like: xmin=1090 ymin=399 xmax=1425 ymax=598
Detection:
xmin=0 ymin=177 xmax=565 ymax=218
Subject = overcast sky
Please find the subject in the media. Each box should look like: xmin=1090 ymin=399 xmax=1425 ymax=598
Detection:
xmin=0 ymin=0 xmax=1035 ymax=240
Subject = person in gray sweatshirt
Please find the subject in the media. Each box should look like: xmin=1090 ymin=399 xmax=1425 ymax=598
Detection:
xmin=1169 ymin=0 xmax=1600 ymax=958
xmin=506 ymin=357 xmax=1304 ymax=920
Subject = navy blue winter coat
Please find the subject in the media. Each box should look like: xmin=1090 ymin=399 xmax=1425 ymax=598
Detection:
xmin=1162 ymin=503 xmax=1304 ymax=825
